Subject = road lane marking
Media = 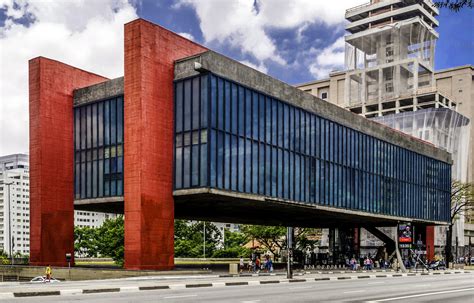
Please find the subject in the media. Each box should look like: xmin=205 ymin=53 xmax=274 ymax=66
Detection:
xmin=164 ymin=294 xmax=198 ymax=299
xmin=344 ymin=290 xmax=365 ymax=294
xmin=367 ymin=287 xmax=474 ymax=302
xmin=60 ymin=289 xmax=82 ymax=296
xmin=368 ymin=282 xmax=385 ymax=285
xmin=168 ymin=284 xmax=186 ymax=290
xmin=289 ymin=286 xmax=312 ymax=290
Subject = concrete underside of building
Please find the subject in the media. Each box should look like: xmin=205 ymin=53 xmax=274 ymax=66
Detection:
xmin=29 ymin=18 xmax=451 ymax=270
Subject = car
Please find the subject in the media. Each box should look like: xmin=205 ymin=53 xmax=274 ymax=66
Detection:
xmin=428 ymin=260 xmax=446 ymax=270
xmin=30 ymin=276 xmax=61 ymax=283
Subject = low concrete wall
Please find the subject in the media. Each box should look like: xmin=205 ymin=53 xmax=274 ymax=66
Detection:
xmin=0 ymin=265 xmax=210 ymax=281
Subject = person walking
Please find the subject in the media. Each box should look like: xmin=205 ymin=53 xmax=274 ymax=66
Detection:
xmin=239 ymin=256 xmax=244 ymax=274
xmin=247 ymin=258 xmax=253 ymax=273
xmin=268 ymin=256 xmax=273 ymax=272
xmin=45 ymin=265 xmax=52 ymax=282
xmin=255 ymin=256 xmax=261 ymax=273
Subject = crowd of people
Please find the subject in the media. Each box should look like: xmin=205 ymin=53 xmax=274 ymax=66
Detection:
xmin=239 ymin=254 xmax=273 ymax=274
xmin=346 ymin=256 xmax=391 ymax=271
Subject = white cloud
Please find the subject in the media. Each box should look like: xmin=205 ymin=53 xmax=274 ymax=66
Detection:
xmin=178 ymin=32 xmax=194 ymax=41
xmin=178 ymin=0 xmax=361 ymax=68
xmin=0 ymin=0 xmax=138 ymax=156
xmin=240 ymin=60 xmax=268 ymax=74
xmin=309 ymin=37 xmax=346 ymax=79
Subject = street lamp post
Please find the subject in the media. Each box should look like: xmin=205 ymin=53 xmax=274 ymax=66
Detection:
xmin=203 ymin=222 xmax=206 ymax=259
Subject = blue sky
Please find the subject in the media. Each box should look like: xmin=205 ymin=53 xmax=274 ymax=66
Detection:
xmin=131 ymin=0 xmax=473 ymax=84
xmin=0 ymin=0 xmax=472 ymax=155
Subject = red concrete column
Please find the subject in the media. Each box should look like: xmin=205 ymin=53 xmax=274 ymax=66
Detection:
xmin=123 ymin=19 xmax=207 ymax=270
xmin=426 ymin=226 xmax=435 ymax=261
xmin=29 ymin=57 xmax=107 ymax=266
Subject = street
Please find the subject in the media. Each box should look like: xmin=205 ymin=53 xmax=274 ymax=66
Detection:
xmin=3 ymin=272 xmax=473 ymax=302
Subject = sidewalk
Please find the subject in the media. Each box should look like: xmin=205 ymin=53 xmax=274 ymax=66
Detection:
xmin=0 ymin=269 xmax=470 ymax=299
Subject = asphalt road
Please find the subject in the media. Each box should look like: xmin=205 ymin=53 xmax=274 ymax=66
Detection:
xmin=4 ymin=273 xmax=473 ymax=302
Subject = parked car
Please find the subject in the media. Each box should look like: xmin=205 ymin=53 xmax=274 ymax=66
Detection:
xmin=428 ymin=260 xmax=446 ymax=270
xmin=30 ymin=276 xmax=61 ymax=283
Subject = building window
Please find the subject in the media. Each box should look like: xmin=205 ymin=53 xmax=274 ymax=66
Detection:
xmin=321 ymin=92 xmax=328 ymax=100
xmin=74 ymin=96 xmax=124 ymax=200
xmin=174 ymin=73 xmax=452 ymax=223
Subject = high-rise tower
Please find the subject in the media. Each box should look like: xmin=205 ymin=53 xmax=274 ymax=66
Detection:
xmin=344 ymin=0 xmax=454 ymax=117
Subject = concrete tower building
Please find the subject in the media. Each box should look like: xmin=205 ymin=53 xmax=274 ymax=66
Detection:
xmin=344 ymin=0 xmax=450 ymax=116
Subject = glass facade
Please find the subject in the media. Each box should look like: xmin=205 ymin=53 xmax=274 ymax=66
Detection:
xmin=175 ymin=73 xmax=451 ymax=222
xmin=74 ymin=96 xmax=124 ymax=199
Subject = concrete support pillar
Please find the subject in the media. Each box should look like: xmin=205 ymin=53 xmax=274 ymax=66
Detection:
xmin=29 ymin=57 xmax=107 ymax=266
xmin=361 ymin=71 xmax=367 ymax=104
xmin=123 ymin=19 xmax=207 ymax=270
xmin=413 ymin=60 xmax=419 ymax=93
xmin=378 ymin=68 xmax=383 ymax=115
xmin=394 ymin=65 xmax=401 ymax=98
xmin=344 ymin=73 xmax=351 ymax=106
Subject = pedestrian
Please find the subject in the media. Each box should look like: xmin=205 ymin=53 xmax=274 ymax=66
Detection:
xmin=248 ymin=258 xmax=253 ymax=273
xmin=255 ymin=256 xmax=261 ymax=273
xmin=45 ymin=265 xmax=52 ymax=282
xmin=350 ymin=257 xmax=356 ymax=271
xmin=239 ymin=256 xmax=244 ymax=274
xmin=268 ymin=257 xmax=273 ymax=272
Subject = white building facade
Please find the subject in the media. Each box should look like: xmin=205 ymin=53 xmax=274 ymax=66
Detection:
xmin=0 ymin=154 xmax=116 ymax=257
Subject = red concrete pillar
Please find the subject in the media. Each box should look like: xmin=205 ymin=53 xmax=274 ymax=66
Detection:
xmin=426 ymin=226 xmax=435 ymax=261
xmin=123 ymin=19 xmax=206 ymax=270
xmin=29 ymin=57 xmax=107 ymax=266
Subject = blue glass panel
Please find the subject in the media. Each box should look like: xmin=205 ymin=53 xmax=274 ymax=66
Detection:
xmin=192 ymin=77 xmax=200 ymax=130
xmin=231 ymin=135 xmax=238 ymax=191
xmin=252 ymin=141 xmax=259 ymax=194
xmin=238 ymin=138 xmax=245 ymax=191
xmin=245 ymin=139 xmax=252 ymax=192
xmin=184 ymin=80 xmax=192 ymax=131
xmin=217 ymin=78 xmax=224 ymax=130
xmin=183 ymin=146 xmax=190 ymax=188
xmin=231 ymin=83 xmax=238 ymax=134
xmin=225 ymin=81 xmax=231 ymax=132
xmin=117 ymin=97 xmax=123 ymax=143
xmin=110 ymin=99 xmax=116 ymax=144
xmin=201 ymin=75 xmax=208 ymax=128
xmin=210 ymin=130 xmax=217 ymax=187
xmin=259 ymin=95 xmax=265 ymax=142
xmin=191 ymin=144 xmax=199 ymax=186
xmin=217 ymin=131 xmax=224 ymax=188
xmin=238 ymin=86 xmax=245 ymax=136
xmin=200 ymin=143 xmax=207 ymax=187
xmin=224 ymin=133 xmax=231 ymax=189
xmin=210 ymin=76 xmax=217 ymax=128
xmin=245 ymin=89 xmax=252 ymax=138
xmin=252 ymin=92 xmax=259 ymax=140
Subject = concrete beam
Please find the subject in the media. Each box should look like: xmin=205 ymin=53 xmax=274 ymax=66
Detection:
xmin=73 ymin=77 xmax=124 ymax=107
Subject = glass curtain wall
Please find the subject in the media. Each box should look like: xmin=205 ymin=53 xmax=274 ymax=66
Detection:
xmin=174 ymin=73 xmax=451 ymax=222
xmin=74 ymin=96 xmax=124 ymax=199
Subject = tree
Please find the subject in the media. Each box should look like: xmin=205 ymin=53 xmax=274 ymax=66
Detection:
xmin=74 ymin=216 xmax=124 ymax=265
xmin=241 ymin=225 xmax=320 ymax=258
xmin=174 ymin=220 xmax=222 ymax=258
xmin=433 ymin=0 xmax=473 ymax=12
xmin=241 ymin=225 xmax=286 ymax=257
xmin=211 ymin=229 xmax=251 ymax=258
xmin=96 ymin=216 xmax=124 ymax=265
xmin=445 ymin=181 xmax=474 ymax=267
xmin=74 ymin=226 xmax=99 ymax=258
